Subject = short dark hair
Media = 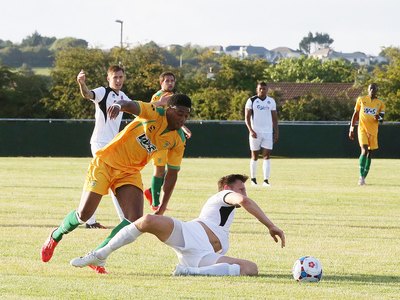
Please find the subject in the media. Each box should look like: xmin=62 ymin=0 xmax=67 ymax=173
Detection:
xmin=108 ymin=65 xmax=125 ymax=74
xmin=159 ymin=71 xmax=175 ymax=83
xmin=257 ymin=81 xmax=267 ymax=87
xmin=217 ymin=174 xmax=248 ymax=191
xmin=369 ymin=83 xmax=378 ymax=89
xmin=167 ymin=93 xmax=191 ymax=110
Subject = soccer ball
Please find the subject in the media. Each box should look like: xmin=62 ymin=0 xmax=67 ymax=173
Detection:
xmin=292 ymin=256 xmax=323 ymax=282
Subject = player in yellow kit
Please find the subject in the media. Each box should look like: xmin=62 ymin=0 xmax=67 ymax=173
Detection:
xmin=349 ymin=83 xmax=385 ymax=185
xmin=144 ymin=72 xmax=192 ymax=210
xmin=41 ymin=94 xmax=191 ymax=273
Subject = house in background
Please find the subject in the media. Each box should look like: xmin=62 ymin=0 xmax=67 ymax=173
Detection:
xmin=268 ymin=47 xmax=303 ymax=62
xmin=225 ymin=45 xmax=270 ymax=59
xmin=224 ymin=45 xmax=242 ymax=58
xmin=168 ymin=43 xmax=388 ymax=66
xmin=207 ymin=45 xmax=224 ymax=54
xmin=369 ymin=55 xmax=388 ymax=64
xmin=309 ymin=48 xmax=387 ymax=66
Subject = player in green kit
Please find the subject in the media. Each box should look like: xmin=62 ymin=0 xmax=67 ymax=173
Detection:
xmin=144 ymin=72 xmax=192 ymax=210
xmin=349 ymin=83 xmax=385 ymax=185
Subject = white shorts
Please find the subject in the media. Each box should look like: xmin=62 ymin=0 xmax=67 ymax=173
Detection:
xmin=249 ymin=132 xmax=273 ymax=151
xmin=164 ymin=219 xmax=222 ymax=267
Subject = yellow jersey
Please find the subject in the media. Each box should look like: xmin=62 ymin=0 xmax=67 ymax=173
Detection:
xmin=96 ymin=101 xmax=186 ymax=172
xmin=355 ymin=95 xmax=385 ymax=136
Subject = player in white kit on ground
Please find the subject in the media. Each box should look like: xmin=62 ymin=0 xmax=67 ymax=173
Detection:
xmin=70 ymin=174 xmax=285 ymax=276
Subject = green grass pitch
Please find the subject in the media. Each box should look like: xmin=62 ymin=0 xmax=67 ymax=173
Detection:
xmin=0 ymin=157 xmax=399 ymax=299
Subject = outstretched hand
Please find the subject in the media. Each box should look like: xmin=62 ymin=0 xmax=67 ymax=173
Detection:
xmin=107 ymin=104 xmax=121 ymax=120
xmin=77 ymin=69 xmax=86 ymax=84
xmin=153 ymin=205 xmax=166 ymax=216
xmin=269 ymin=225 xmax=285 ymax=248
xmin=349 ymin=131 xmax=355 ymax=140
xmin=156 ymin=93 xmax=173 ymax=107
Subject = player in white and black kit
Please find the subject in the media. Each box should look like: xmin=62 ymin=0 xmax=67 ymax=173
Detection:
xmin=70 ymin=174 xmax=285 ymax=276
xmin=77 ymin=65 xmax=128 ymax=228
xmin=245 ymin=82 xmax=279 ymax=187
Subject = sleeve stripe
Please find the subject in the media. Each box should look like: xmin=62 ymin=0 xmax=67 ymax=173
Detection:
xmin=222 ymin=191 xmax=233 ymax=205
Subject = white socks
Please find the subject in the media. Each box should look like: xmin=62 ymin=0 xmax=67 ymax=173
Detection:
xmin=250 ymin=159 xmax=257 ymax=179
xmin=75 ymin=211 xmax=85 ymax=225
xmin=110 ymin=191 xmax=125 ymax=221
xmin=263 ymin=159 xmax=270 ymax=180
xmin=251 ymin=159 xmax=271 ymax=181
xmin=96 ymin=223 xmax=142 ymax=260
xmin=86 ymin=213 xmax=96 ymax=225
xmin=182 ymin=263 xmax=240 ymax=276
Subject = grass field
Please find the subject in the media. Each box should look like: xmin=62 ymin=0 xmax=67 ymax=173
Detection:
xmin=32 ymin=67 xmax=52 ymax=76
xmin=0 ymin=157 xmax=399 ymax=299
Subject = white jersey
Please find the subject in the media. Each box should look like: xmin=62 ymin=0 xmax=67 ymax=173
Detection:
xmin=90 ymin=87 xmax=131 ymax=145
xmin=245 ymin=95 xmax=276 ymax=133
xmin=193 ymin=190 xmax=236 ymax=255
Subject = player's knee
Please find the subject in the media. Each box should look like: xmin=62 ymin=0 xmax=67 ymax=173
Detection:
xmin=240 ymin=261 xmax=258 ymax=276
xmin=138 ymin=214 xmax=157 ymax=230
xmin=154 ymin=166 xmax=166 ymax=177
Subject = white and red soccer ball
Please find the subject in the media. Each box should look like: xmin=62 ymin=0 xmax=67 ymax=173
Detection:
xmin=292 ymin=256 xmax=323 ymax=282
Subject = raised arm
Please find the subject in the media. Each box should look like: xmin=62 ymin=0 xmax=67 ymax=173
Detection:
xmin=77 ymin=70 xmax=94 ymax=100
xmin=225 ymin=192 xmax=285 ymax=248
xmin=108 ymin=100 xmax=140 ymax=119
xmin=151 ymin=93 xmax=173 ymax=108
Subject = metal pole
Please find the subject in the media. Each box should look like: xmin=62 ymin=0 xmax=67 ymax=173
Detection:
xmin=120 ymin=21 xmax=123 ymax=48
xmin=115 ymin=20 xmax=123 ymax=48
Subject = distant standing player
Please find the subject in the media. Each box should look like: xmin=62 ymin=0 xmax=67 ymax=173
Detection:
xmin=144 ymin=72 xmax=192 ymax=210
xmin=349 ymin=83 xmax=385 ymax=185
xmin=245 ymin=82 xmax=279 ymax=187
xmin=77 ymin=66 xmax=127 ymax=226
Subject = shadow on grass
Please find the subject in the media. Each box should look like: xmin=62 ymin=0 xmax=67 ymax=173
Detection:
xmin=261 ymin=273 xmax=400 ymax=284
xmin=94 ymin=272 xmax=400 ymax=286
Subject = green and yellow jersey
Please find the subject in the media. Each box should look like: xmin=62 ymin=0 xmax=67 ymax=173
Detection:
xmin=96 ymin=101 xmax=186 ymax=172
xmin=151 ymin=90 xmax=173 ymax=106
xmin=355 ymin=95 xmax=385 ymax=136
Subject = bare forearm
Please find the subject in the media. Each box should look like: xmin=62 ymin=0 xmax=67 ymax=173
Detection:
xmin=79 ymin=83 xmax=93 ymax=99
xmin=158 ymin=169 xmax=178 ymax=214
xmin=225 ymin=191 xmax=275 ymax=228
xmin=241 ymin=198 xmax=275 ymax=229
xmin=350 ymin=111 xmax=359 ymax=127
xmin=245 ymin=116 xmax=254 ymax=134
xmin=118 ymin=100 xmax=140 ymax=115
xmin=272 ymin=111 xmax=279 ymax=133
xmin=108 ymin=100 xmax=139 ymax=119
xmin=226 ymin=193 xmax=285 ymax=247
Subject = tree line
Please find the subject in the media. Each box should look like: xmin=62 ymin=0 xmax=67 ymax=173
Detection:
xmin=1 ymin=33 xmax=400 ymax=121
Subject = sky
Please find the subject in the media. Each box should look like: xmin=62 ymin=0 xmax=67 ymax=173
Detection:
xmin=1 ymin=0 xmax=399 ymax=56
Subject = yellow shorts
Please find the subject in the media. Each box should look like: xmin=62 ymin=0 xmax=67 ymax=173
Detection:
xmin=358 ymin=127 xmax=378 ymax=150
xmin=84 ymin=157 xmax=143 ymax=195
xmin=151 ymin=150 xmax=168 ymax=167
